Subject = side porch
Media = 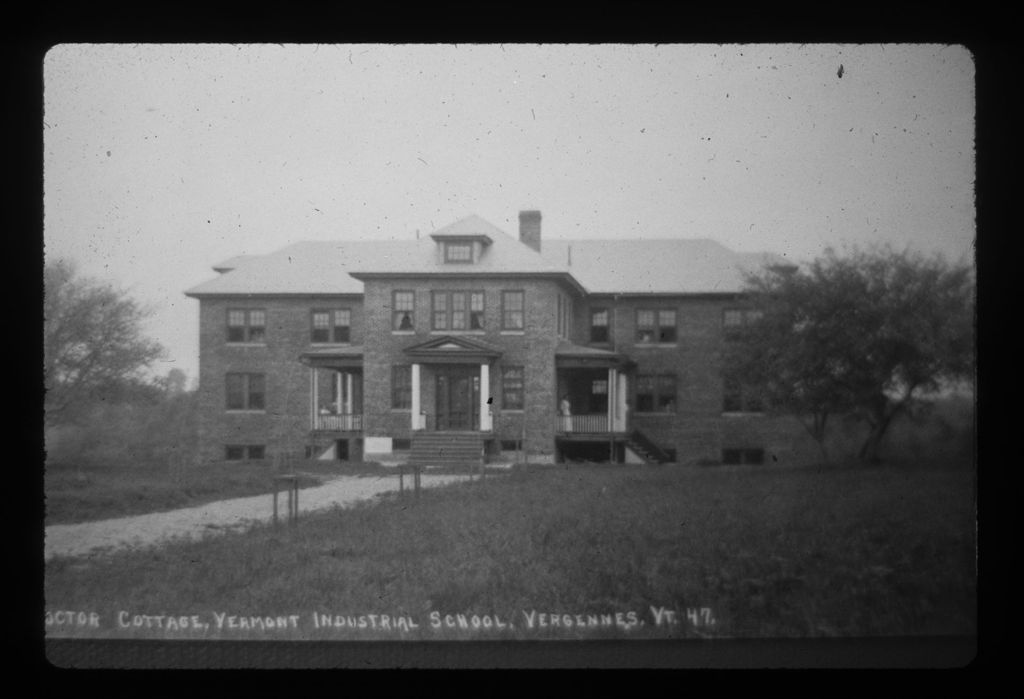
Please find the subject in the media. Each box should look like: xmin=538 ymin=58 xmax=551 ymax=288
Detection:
xmin=554 ymin=342 xmax=672 ymax=464
xmin=300 ymin=347 xmax=365 ymax=461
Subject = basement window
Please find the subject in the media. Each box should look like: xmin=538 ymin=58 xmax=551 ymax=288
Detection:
xmin=722 ymin=448 xmax=764 ymax=465
xmin=225 ymin=445 xmax=265 ymax=461
xmin=393 ymin=438 xmax=411 ymax=451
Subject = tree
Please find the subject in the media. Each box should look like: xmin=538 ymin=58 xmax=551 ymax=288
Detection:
xmin=44 ymin=259 xmax=165 ymax=426
xmin=725 ymin=245 xmax=974 ymax=463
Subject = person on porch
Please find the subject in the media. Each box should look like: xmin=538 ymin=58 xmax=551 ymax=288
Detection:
xmin=560 ymin=394 xmax=572 ymax=432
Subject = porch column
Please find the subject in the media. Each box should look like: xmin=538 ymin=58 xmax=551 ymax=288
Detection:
xmin=411 ymin=363 xmax=421 ymax=430
xmin=335 ymin=372 xmax=343 ymax=412
xmin=311 ymin=367 xmax=319 ymax=430
xmin=309 ymin=367 xmax=315 ymax=430
xmin=345 ymin=372 xmax=354 ymax=415
xmin=617 ymin=372 xmax=628 ymax=432
xmin=608 ymin=368 xmax=616 ymax=432
xmin=479 ymin=363 xmax=492 ymax=431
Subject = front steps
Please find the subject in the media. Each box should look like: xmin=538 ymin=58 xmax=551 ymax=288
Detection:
xmin=410 ymin=432 xmax=485 ymax=470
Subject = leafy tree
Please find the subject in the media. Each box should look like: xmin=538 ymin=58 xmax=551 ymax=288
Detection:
xmin=726 ymin=245 xmax=974 ymax=463
xmin=44 ymin=259 xmax=165 ymax=426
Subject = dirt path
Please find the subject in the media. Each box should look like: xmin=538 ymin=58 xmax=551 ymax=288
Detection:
xmin=45 ymin=473 xmax=471 ymax=561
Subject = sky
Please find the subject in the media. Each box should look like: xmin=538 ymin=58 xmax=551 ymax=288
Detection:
xmin=43 ymin=43 xmax=976 ymax=382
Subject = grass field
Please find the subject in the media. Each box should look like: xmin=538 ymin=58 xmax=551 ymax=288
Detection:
xmin=44 ymin=460 xmax=976 ymax=641
xmin=43 ymin=459 xmax=395 ymax=525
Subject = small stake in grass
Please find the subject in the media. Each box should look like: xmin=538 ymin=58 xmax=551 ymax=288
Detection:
xmin=272 ymin=474 xmax=299 ymax=525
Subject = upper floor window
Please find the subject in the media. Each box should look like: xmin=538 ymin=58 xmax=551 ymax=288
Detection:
xmin=311 ymin=309 xmax=351 ymax=343
xmin=501 ymin=366 xmax=524 ymax=410
xmin=432 ymin=291 xmax=485 ymax=331
xmin=635 ymin=373 xmax=676 ymax=413
xmin=227 ymin=309 xmax=266 ymax=343
xmin=502 ymin=291 xmax=525 ymax=330
xmin=226 ymin=372 xmax=266 ymax=411
xmin=723 ymin=308 xmax=764 ymax=337
xmin=722 ymin=375 xmax=764 ymax=413
xmin=444 ymin=243 xmax=473 ymax=263
xmin=636 ymin=309 xmax=677 ymax=344
xmin=392 ymin=365 xmax=412 ymax=409
xmin=393 ymin=291 xmax=415 ymax=331
xmin=556 ymin=293 xmax=573 ymax=339
xmin=590 ymin=309 xmax=609 ymax=343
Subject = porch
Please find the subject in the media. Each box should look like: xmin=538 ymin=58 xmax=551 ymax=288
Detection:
xmin=555 ymin=342 xmax=632 ymax=436
xmin=404 ymin=335 xmax=501 ymax=434
xmin=300 ymin=347 xmax=364 ymax=433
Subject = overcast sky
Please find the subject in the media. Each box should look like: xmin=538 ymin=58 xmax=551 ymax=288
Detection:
xmin=43 ymin=43 xmax=975 ymax=381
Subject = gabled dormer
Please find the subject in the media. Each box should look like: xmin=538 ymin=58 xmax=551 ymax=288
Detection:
xmin=429 ymin=217 xmax=495 ymax=265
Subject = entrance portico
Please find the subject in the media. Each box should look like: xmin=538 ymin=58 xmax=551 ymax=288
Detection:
xmin=403 ymin=335 xmax=501 ymax=433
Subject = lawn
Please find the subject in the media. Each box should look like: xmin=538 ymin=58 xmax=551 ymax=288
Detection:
xmin=43 ymin=459 xmax=394 ymax=525
xmin=44 ymin=460 xmax=976 ymax=640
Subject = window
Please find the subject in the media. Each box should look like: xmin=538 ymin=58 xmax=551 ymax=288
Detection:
xmin=444 ymin=243 xmax=473 ymax=263
xmin=723 ymin=308 xmax=764 ymax=338
xmin=393 ymin=438 xmax=412 ymax=451
xmin=392 ymin=365 xmax=412 ymax=409
xmin=432 ymin=291 xmax=485 ymax=330
xmin=500 ymin=440 xmax=522 ymax=451
xmin=591 ymin=308 xmax=609 ymax=343
xmin=311 ymin=309 xmax=351 ymax=343
xmin=502 ymin=291 xmax=525 ymax=330
xmin=393 ymin=291 xmax=415 ymax=331
xmin=723 ymin=376 xmax=764 ymax=413
xmin=656 ymin=375 xmax=677 ymax=411
xmin=556 ymin=293 xmax=573 ymax=339
xmin=722 ymin=448 xmax=764 ymax=465
xmin=636 ymin=309 xmax=676 ymax=344
xmin=226 ymin=373 xmax=265 ymax=410
xmin=501 ymin=366 xmax=524 ymax=410
xmin=227 ymin=309 xmax=266 ymax=343
xmin=635 ymin=373 xmax=676 ymax=413
xmin=225 ymin=445 xmax=265 ymax=461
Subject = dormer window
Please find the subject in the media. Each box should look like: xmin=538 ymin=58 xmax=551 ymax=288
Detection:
xmin=445 ymin=242 xmax=473 ymax=263
xmin=430 ymin=231 xmax=492 ymax=264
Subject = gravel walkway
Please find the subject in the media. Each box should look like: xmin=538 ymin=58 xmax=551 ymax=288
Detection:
xmin=45 ymin=473 xmax=471 ymax=561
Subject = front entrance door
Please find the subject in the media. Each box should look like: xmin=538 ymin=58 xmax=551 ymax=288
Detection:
xmin=435 ymin=366 xmax=479 ymax=431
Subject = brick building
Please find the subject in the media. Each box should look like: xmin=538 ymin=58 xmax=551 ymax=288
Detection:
xmin=185 ymin=211 xmax=808 ymax=467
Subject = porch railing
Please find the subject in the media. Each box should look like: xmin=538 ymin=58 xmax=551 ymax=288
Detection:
xmin=556 ymin=414 xmax=610 ymax=433
xmin=314 ymin=413 xmax=363 ymax=431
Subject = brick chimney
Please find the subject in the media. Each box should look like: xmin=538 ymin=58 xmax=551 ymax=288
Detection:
xmin=519 ymin=210 xmax=542 ymax=252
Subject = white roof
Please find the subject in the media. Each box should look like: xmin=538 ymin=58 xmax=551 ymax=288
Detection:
xmin=186 ymin=216 xmax=791 ymax=297
xmin=540 ymin=238 xmax=792 ymax=294
xmin=186 ymin=215 xmax=569 ymax=297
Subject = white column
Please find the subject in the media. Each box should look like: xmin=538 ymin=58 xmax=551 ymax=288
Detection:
xmin=411 ymin=363 xmax=421 ymax=430
xmin=309 ymin=367 xmax=315 ymax=430
xmin=617 ymin=372 xmax=628 ymax=432
xmin=479 ymin=363 xmax=492 ymax=431
xmin=335 ymin=372 xmax=343 ymax=412
xmin=346 ymin=372 xmax=355 ymax=430
xmin=312 ymin=368 xmax=319 ymax=430
xmin=608 ymin=368 xmax=616 ymax=432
